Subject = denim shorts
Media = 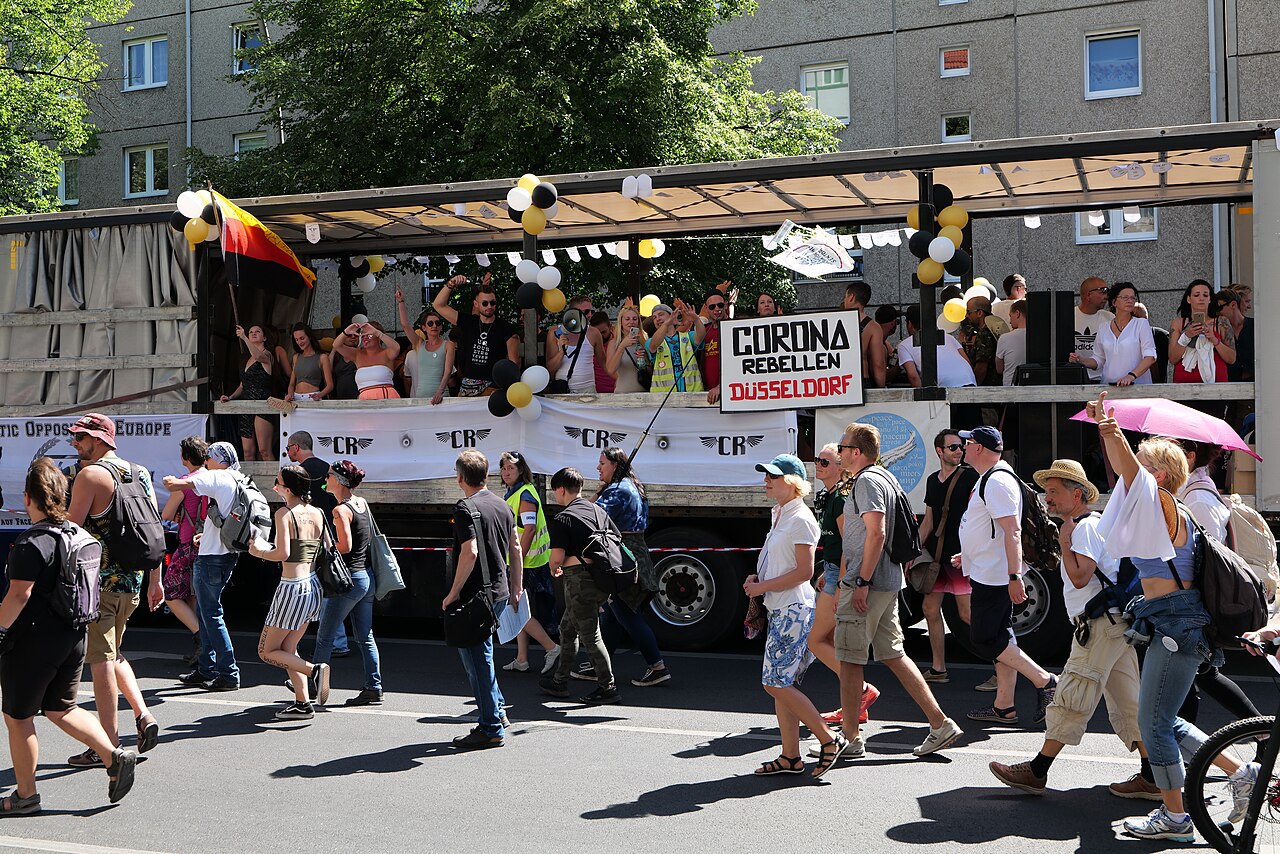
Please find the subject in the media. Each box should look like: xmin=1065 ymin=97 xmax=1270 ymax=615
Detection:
xmin=819 ymin=561 xmax=840 ymax=596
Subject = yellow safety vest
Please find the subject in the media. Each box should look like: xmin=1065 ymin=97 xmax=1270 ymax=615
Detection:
xmin=506 ymin=483 xmax=550 ymax=568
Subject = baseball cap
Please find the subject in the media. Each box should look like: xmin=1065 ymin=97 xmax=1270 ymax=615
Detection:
xmin=71 ymin=413 xmax=116 ymax=449
xmin=755 ymin=454 xmax=806 ymax=478
xmin=958 ymin=426 xmax=1003 ymax=452
xmin=652 ymin=303 xmax=674 ymax=315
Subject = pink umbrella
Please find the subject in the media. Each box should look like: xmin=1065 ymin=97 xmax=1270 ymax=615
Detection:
xmin=1069 ymin=397 xmax=1261 ymax=460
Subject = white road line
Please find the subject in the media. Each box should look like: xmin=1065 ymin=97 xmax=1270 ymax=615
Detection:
xmin=0 ymin=836 xmax=173 ymax=854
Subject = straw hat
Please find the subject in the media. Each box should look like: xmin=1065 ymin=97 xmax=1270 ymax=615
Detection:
xmin=1033 ymin=459 xmax=1099 ymax=504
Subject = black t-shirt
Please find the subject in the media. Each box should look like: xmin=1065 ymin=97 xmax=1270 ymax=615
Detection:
xmin=453 ymin=314 xmax=519 ymax=381
xmin=923 ymin=465 xmax=980 ymax=561
xmin=1230 ymin=317 xmax=1255 ymax=382
xmin=451 ymin=489 xmax=513 ymax=602
xmin=330 ymin=353 xmax=358 ymax=400
xmin=298 ymin=455 xmax=338 ymax=524
xmin=3 ymin=527 xmax=63 ymax=640
xmin=548 ymin=497 xmax=599 ymax=562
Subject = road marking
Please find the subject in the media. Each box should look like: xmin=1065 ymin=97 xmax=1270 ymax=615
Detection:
xmin=0 ymin=836 xmax=173 ymax=854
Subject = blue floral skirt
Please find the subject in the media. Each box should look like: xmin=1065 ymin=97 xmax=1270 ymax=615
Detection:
xmin=762 ymin=603 xmax=815 ymax=688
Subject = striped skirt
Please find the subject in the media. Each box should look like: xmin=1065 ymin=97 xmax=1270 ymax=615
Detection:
xmin=265 ymin=574 xmax=322 ymax=631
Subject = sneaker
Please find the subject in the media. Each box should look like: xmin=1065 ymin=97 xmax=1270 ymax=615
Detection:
xmin=809 ymin=735 xmax=864 ymax=759
xmin=988 ymin=760 xmax=1046 ymax=794
xmin=538 ymin=675 xmax=569 ymax=698
xmin=106 ymin=748 xmax=136 ymax=804
xmin=275 ymin=701 xmax=315 ymax=721
xmin=502 ymin=659 xmax=530 ymax=672
xmin=967 ymin=705 xmax=1019 ymax=724
xmin=922 ymin=668 xmax=950 ymax=684
xmin=311 ymin=663 xmax=331 ymax=706
xmin=821 ymin=709 xmax=843 ymax=726
xmin=579 ymin=686 xmax=622 ymax=705
xmin=975 ymin=673 xmax=998 ymax=692
xmin=632 ymin=666 xmax=671 ymax=687
xmin=1228 ymin=761 xmax=1261 ymax=824
xmin=914 ymin=718 xmax=963 ymax=756
xmin=135 ymin=713 xmax=160 ymax=754
xmin=541 ymin=645 xmax=561 ymax=675
xmin=344 ymin=689 xmax=384 ymax=707
xmin=1122 ymin=806 xmax=1195 ymax=842
xmin=453 ymin=728 xmax=504 ymax=750
xmin=1033 ymin=675 xmax=1058 ymax=725
xmin=859 ymin=682 xmax=881 ymax=724
xmin=570 ymin=663 xmax=597 ymax=682
xmin=177 ymin=670 xmax=212 ymax=688
xmin=204 ymin=676 xmax=239 ymax=692
xmin=332 ymin=648 xmax=353 ymax=659
xmin=1108 ymin=772 xmax=1163 ymax=801
xmin=67 ymin=747 xmax=103 ymax=768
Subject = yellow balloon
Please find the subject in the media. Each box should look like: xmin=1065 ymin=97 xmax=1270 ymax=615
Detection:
xmin=196 ymin=189 xmax=213 ymax=205
xmin=366 ymin=255 xmax=385 ymax=273
xmin=183 ymin=218 xmax=209 ymax=243
xmin=638 ymin=239 xmax=657 ymax=259
xmin=518 ymin=174 xmax=540 ymax=193
xmin=917 ymin=258 xmax=944 ymax=285
xmin=939 ymin=225 xmax=965 ymax=247
xmin=331 ymin=315 xmax=342 ymax=331
xmin=506 ymin=381 xmax=533 ymax=409
xmin=639 ymin=294 xmax=660 ymax=318
xmin=541 ymin=287 xmax=566 ymax=312
xmin=522 ymin=206 xmax=547 ymax=236
xmin=943 ymin=298 xmax=967 ymax=323
xmin=318 ymin=337 xmax=334 ymax=353
xmin=906 ymin=205 xmax=929 ymax=231
xmin=937 ymin=205 xmax=969 ymax=230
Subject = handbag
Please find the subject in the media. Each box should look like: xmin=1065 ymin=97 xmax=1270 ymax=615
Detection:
xmin=442 ymin=497 xmax=498 ymax=647
xmin=314 ymin=515 xmax=354 ymax=598
xmin=906 ymin=467 xmax=963 ymax=594
xmin=363 ymin=503 xmax=405 ymax=600
xmin=626 ymin=346 xmax=652 ymax=391
xmin=744 ymin=595 xmax=767 ymax=640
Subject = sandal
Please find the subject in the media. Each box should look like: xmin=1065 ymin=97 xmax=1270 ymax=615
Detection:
xmin=754 ymin=755 xmax=804 ymax=776
xmin=811 ymin=735 xmax=850 ymax=779
xmin=0 ymin=792 xmax=40 ymax=816
xmin=106 ymin=748 xmax=137 ymax=804
xmin=966 ymin=705 xmax=1019 ymax=724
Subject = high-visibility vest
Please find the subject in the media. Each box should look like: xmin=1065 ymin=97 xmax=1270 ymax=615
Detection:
xmin=506 ymin=483 xmax=550 ymax=568
xmin=651 ymin=333 xmax=704 ymax=393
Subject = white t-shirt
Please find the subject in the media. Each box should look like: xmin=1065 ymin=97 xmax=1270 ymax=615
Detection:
xmin=995 ymin=327 xmax=1027 ymax=386
xmin=1074 ymin=307 xmax=1115 ymax=381
xmin=758 ymin=497 xmax=819 ymax=610
xmin=1180 ymin=469 xmax=1230 ymax=543
xmin=188 ymin=468 xmax=244 ymax=556
xmin=1062 ymin=512 xmax=1122 ymax=619
xmin=958 ymin=462 xmax=1023 ymax=586
xmin=897 ymin=333 xmax=977 ymax=388
xmin=1093 ymin=316 xmax=1157 ymax=385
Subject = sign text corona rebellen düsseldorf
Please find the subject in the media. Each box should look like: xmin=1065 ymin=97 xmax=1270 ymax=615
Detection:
xmin=719 ymin=310 xmax=865 ymax=412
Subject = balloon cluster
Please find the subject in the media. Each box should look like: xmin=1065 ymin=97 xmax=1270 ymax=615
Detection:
xmin=506 ymin=174 xmax=559 ymax=237
xmin=169 ymin=190 xmax=220 ymax=246
xmin=348 ymin=255 xmax=387 ymax=293
xmin=637 ymin=239 xmax=665 ymax=259
xmin=939 ymin=279 xmax=996 ymax=332
xmin=906 ymin=184 xmax=971 ymax=285
xmin=514 ymin=258 xmax=565 ymax=311
xmin=488 ymin=359 xmax=548 ymax=422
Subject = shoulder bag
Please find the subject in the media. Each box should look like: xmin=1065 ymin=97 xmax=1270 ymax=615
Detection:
xmin=906 ymin=469 xmax=962 ymax=594
xmin=442 ymin=497 xmax=498 ymax=647
xmin=360 ymin=501 xmax=405 ymax=600
xmin=313 ymin=511 xmax=355 ymax=598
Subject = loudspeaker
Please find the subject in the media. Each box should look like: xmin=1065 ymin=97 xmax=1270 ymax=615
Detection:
xmin=1016 ymin=403 xmax=1085 ymax=482
xmin=1025 ymin=290 xmax=1077 ymax=367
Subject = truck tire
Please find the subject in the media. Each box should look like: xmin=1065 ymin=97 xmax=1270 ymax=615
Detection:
xmin=643 ymin=526 xmax=748 ymax=651
xmin=941 ymin=566 xmax=1072 ymax=664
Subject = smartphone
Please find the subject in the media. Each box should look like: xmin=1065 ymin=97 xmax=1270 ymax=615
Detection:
xmin=1191 ymin=311 xmax=1207 ymax=328
xmin=630 ymin=327 xmax=640 ymax=336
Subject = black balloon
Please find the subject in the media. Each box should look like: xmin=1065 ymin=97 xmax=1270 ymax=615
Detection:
xmin=932 ymin=184 xmax=954 ymax=210
xmin=351 ymin=260 xmax=370 ymax=278
xmin=939 ymin=285 xmax=963 ymax=303
xmin=488 ymin=391 xmax=515 ymax=418
xmin=516 ymin=281 xmax=541 ymax=309
xmin=530 ymin=182 xmax=558 ymax=209
xmin=200 ymin=203 xmax=217 ymax=225
xmin=169 ymin=210 xmax=188 ymax=232
xmin=508 ymin=204 xmax=523 ymax=225
xmin=944 ymin=249 xmax=971 ymax=276
xmin=908 ymin=230 xmax=934 ymax=260
xmin=492 ymin=358 xmax=522 ymax=388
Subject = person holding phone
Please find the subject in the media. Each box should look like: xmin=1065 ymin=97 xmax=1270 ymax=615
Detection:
xmin=606 ymin=301 xmax=651 ymax=392
xmin=1169 ymin=279 xmax=1236 ymax=385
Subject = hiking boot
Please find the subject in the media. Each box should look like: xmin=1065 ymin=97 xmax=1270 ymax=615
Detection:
xmin=1033 ymin=675 xmax=1058 ymax=725
xmin=632 ymin=666 xmax=671 ymax=687
xmin=344 ymin=689 xmax=384 ymax=707
xmin=67 ymin=748 xmax=103 ymax=768
xmin=922 ymin=667 xmax=950 ymax=684
xmin=538 ymin=675 xmax=569 ymax=698
xmin=579 ymin=686 xmax=621 ymax=705
xmin=989 ymin=760 xmax=1046 ymax=794
xmin=914 ymin=718 xmax=963 ymax=756
xmin=1122 ymin=807 xmax=1195 ymax=842
xmin=135 ymin=713 xmax=159 ymax=754
xmin=975 ymin=673 xmax=998 ymax=692
xmin=859 ymin=682 xmax=881 ymax=724
xmin=275 ymin=701 xmax=315 ymax=721
xmin=1109 ymin=773 xmax=1162 ymax=801
xmin=570 ymin=662 xmax=597 ymax=682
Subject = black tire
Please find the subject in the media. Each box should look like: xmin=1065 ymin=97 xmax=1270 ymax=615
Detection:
xmin=937 ymin=567 xmax=1072 ymax=664
xmin=1185 ymin=715 xmax=1276 ymax=853
xmin=643 ymin=526 xmax=748 ymax=651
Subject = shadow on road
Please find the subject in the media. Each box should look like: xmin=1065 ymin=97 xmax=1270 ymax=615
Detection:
xmin=272 ymin=742 xmax=458 ymax=778
xmin=582 ymin=772 xmax=812 ymax=819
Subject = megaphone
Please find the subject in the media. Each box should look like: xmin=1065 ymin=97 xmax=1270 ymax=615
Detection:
xmin=562 ymin=308 xmax=587 ymax=335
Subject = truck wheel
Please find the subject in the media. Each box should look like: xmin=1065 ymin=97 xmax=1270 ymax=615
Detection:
xmin=941 ymin=567 xmax=1071 ymax=664
xmin=643 ymin=526 xmax=747 ymax=651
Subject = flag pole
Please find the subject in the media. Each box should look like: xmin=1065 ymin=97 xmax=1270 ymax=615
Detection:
xmin=205 ymin=181 xmax=240 ymax=329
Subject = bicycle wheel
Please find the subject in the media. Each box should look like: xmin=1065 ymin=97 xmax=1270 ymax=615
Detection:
xmin=1185 ymin=715 xmax=1276 ymax=853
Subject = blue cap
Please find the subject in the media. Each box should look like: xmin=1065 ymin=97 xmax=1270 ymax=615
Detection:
xmin=958 ymin=426 xmax=1003 ymax=452
xmin=755 ymin=454 xmax=806 ymax=478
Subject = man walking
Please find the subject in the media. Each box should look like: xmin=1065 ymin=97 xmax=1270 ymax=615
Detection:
xmin=833 ymin=423 xmax=962 ymax=758
xmin=443 ymin=450 xmax=522 ymax=749
xmin=539 ymin=467 xmax=621 ymax=705
xmin=955 ymin=427 xmax=1058 ymax=725
xmin=65 ymin=413 xmax=162 ymax=764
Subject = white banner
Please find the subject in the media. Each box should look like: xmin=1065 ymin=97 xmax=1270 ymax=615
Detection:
xmin=0 ymin=414 xmax=208 ymax=527
xmin=719 ymin=310 xmax=864 ymax=413
xmin=815 ymin=401 xmax=951 ymax=507
xmin=282 ymin=399 xmax=796 ymax=487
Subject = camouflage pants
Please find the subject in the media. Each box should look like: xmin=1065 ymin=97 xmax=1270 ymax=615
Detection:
xmin=555 ymin=567 xmax=614 ymax=689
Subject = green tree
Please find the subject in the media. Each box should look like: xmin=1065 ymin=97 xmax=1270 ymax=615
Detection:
xmin=0 ymin=0 xmax=130 ymax=214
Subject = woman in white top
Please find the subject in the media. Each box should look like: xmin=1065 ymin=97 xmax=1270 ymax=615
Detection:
xmin=396 ymin=287 xmax=454 ymax=403
xmin=606 ymin=304 xmax=651 ymax=393
xmin=1177 ymin=440 xmax=1230 ymax=542
xmin=545 ymin=311 xmax=605 ymax=394
xmin=743 ymin=453 xmax=847 ymax=779
xmin=1072 ymin=282 xmax=1157 ymax=386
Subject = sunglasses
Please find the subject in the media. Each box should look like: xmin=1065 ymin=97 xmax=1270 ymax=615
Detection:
xmin=815 ymin=458 xmax=833 ymax=468
xmin=424 ymin=320 xmax=441 ymax=327
xmin=764 ymin=473 xmax=784 ymax=480
xmin=706 ymin=302 xmax=726 ymax=309
xmin=942 ymin=442 xmax=964 ymax=451
xmin=1088 ymin=287 xmax=1107 ymax=294
xmin=71 ymin=432 xmax=91 ymax=442
xmin=479 ymin=300 xmax=497 ymax=307
xmin=837 ymin=444 xmax=858 ymax=452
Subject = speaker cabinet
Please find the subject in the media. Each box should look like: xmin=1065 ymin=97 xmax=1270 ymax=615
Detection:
xmin=1025 ymin=290 xmax=1077 ymax=368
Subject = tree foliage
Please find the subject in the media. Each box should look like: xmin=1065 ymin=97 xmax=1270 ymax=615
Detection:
xmin=0 ymin=0 xmax=129 ymax=214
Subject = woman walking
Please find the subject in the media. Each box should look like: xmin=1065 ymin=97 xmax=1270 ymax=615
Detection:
xmin=285 ymin=324 xmax=334 ymax=402
xmin=219 ymin=324 xmax=275 ymax=461
xmin=159 ymin=435 xmax=208 ymax=666
xmin=498 ymin=452 xmax=560 ymax=674
xmin=248 ymin=465 xmax=330 ymax=720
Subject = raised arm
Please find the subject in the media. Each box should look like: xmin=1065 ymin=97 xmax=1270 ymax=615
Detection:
xmin=432 ymin=275 xmax=466 ymax=325
xmin=396 ymin=286 xmax=419 ymax=343
xmin=1090 ymin=391 xmax=1140 ymax=489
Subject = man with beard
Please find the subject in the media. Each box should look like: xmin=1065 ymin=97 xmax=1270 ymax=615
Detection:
xmin=432 ymin=273 xmax=521 ymax=396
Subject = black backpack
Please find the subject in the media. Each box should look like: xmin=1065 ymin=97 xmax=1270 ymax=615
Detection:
xmin=95 ymin=461 xmax=166 ymax=571
xmin=1167 ymin=501 xmax=1266 ymax=649
xmin=208 ymin=472 xmax=272 ymax=553
xmin=17 ymin=521 xmax=102 ymax=627
xmin=978 ymin=466 xmax=1061 ymax=572
xmin=850 ymin=466 xmax=922 ymax=566
xmin=581 ymin=504 xmax=638 ymax=594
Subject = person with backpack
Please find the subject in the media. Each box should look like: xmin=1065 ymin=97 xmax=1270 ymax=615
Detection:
xmin=65 ymin=413 xmax=163 ymax=766
xmin=953 ymin=426 xmax=1059 ymax=727
xmin=833 ymin=425 xmax=962 ymax=763
xmin=159 ymin=435 xmax=209 ymax=667
xmin=0 ymin=458 xmax=139 ymax=814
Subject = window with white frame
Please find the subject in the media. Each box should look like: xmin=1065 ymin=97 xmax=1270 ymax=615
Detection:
xmin=800 ymin=63 xmax=850 ymax=124
xmin=1085 ymin=30 xmax=1141 ymax=99
xmin=940 ymin=46 xmax=970 ymax=78
xmin=233 ymin=24 xmax=263 ymax=74
xmin=1075 ymin=207 xmax=1157 ymax=244
xmin=58 ymin=159 xmax=79 ymax=205
xmin=123 ymin=145 xmax=169 ymax=198
xmin=123 ymin=36 xmax=167 ymax=90
xmin=234 ymin=133 xmax=268 ymax=156
xmin=942 ymin=112 xmax=971 ymax=142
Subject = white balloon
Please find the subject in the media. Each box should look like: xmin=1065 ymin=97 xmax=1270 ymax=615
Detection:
xmin=651 ymin=239 xmax=666 ymax=257
xmin=515 ymin=259 xmax=540 ymax=283
xmin=204 ymin=220 xmax=221 ymax=242
xmin=963 ymin=285 xmax=988 ymax=302
xmin=176 ymin=191 xmax=203 ymax=219
xmin=937 ymin=311 xmax=961 ymax=333
xmin=356 ymin=273 xmax=377 ymax=293
xmin=351 ymin=314 xmax=369 ymax=325
xmin=536 ymin=266 xmax=561 ymax=291
xmin=928 ymin=236 xmax=956 ymax=263
xmin=521 ymin=365 xmax=550 ymax=394
xmin=636 ymin=173 xmax=653 ymax=197
xmin=351 ymin=255 xmax=366 ymax=266
xmin=616 ymin=241 xmax=630 ymax=261
xmin=621 ymin=176 xmax=638 ymax=198
xmin=544 ymin=202 xmax=559 ymax=221
xmin=516 ymin=396 xmax=542 ymax=421
xmin=506 ymin=187 xmax=532 ymax=212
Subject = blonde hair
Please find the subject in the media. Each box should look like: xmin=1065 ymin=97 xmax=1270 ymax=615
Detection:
xmin=841 ymin=422 xmax=881 ymax=461
xmin=1138 ymin=437 xmax=1190 ymax=494
xmin=781 ymin=473 xmax=812 ymax=498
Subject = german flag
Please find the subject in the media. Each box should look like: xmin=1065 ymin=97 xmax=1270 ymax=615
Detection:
xmin=213 ymin=191 xmax=315 ymax=297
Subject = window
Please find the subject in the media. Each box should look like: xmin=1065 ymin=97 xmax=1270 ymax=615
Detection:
xmin=1086 ymin=30 xmax=1141 ymax=99
xmin=800 ymin=63 xmax=850 ymax=124
xmin=1075 ymin=207 xmax=1157 ymax=244
xmin=58 ymin=159 xmax=79 ymax=205
xmin=234 ymin=133 xmax=268 ymax=156
xmin=123 ymin=145 xmax=169 ymax=198
xmin=940 ymin=46 xmax=970 ymax=78
xmin=123 ymin=36 xmax=167 ymax=90
xmin=942 ymin=112 xmax=971 ymax=142
xmin=233 ymin=24 xmax=263 ymax=74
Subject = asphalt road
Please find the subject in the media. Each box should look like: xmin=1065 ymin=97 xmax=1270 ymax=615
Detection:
xmin=0 ymin=627 xmax=1276 ymax=854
